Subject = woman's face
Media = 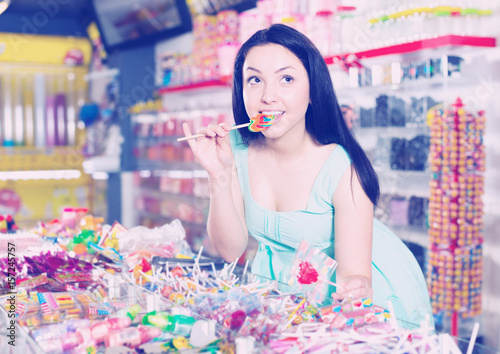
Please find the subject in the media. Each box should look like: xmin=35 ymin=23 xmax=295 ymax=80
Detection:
xmin=242 ymin=43 xmax=310 ymax=139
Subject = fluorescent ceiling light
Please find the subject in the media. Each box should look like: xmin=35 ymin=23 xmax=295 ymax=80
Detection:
xmin=0 ymin=169 xmax=82 ymax=181
xmin=92 ymin=172 xmax=109 ymax=180
xmin=0 ymin=0 xmax=11 ymax=16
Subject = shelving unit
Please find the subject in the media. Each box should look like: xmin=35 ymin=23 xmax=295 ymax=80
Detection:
xmin=0 ymin=146 xmax=84 ymax=171
xmin=331 ymin=35 xmax=498 ymax=341
xmin=130 ymin=82 xmax=233 ymax=257
xmin=0 ymin=146 xmax=92 ymax=228
xmin=325 ymin=35 xmax=496 ymax=64
xmin=132 ymin=165 xmax=213 ymax=254
xmin=157 ymin=79 xmax=230 ymax=94
xmin=332 ymin=36 xmax=497 ymax=252
xmin=374 ymin=168 xmax=431 ymax=199
xmin=0 ymin=33 xmax=93 ymax=226
xmin=390 ymin=225 xmax=429 ymax=246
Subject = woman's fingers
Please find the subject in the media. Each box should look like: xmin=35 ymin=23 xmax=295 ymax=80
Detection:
xmin=331 ymin=276 xmax=373 ymax=301
xmin=182 ymin=122 xmax=192 ymax=136
xmin=206 ymin=123 xmax=229 ymax=138
xmin=185 ymin=122 xmax=230 ymax=139
xmin=333 ymin=288 xmax=371 ymax=301
xmin=182 ymin=122 xmax=198 ymax=151
xmin=181 ymin=122 xmax=233 ymax=171
xmin=219 ymin=122 xmax=231 ymax=131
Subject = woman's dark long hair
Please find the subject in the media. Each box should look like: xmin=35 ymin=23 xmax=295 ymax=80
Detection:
xmin=232 ymin=23 xmax=379 ymax=205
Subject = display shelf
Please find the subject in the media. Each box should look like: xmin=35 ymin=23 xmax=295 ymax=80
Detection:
xmin=131 ymin=113 xmax=163 ymax=124
xmin=158 ymin=80 xmax=230 ymax=94
xmin=131 ymin=83 xmax=229 ymax=258
xmin=389 ymin=224 xmax=429 ymax=248
xmin=84 ymin=67 xmax=119 ymax=81
xmin=0 ymin=169 xmax=83 ymax=182
xmin=158 ymin=82 xmax=232 ymax=113
xmin=336 ymin=74 xmax=479 ymax=95
xmin=333 ymin=40 xmax=496 ymax=261
xmin=82 ymin=155 xmax=121 ymax=174
xmin=325 ymin=35 xmax=497 ymax=64
xmin=375 ymin=168 xmax=431 ymax=199
xmin=136 ymin=160 xmax=205 ymax=172
xmin=136 ymin=186 xmax=209 ymax=202
xmin=134 ymin=135 xmax=182 ymax=143
xmin=0 ymin=146 xmax=84 ymax=171
xmin=354 ymin=125 xmax=430 ymax=138
xmin=483 ymin=196 xmax=500 ymax=216
xmin=137 ymin=211 xmax=207 ymax=230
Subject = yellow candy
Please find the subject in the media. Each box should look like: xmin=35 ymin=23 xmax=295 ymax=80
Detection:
xmin=173 ymin=337 xmax=191 ymax=349
xmin=169 ymin=293 xmax=185 ymax=305
xmin=175 ymin=253 xmax=193 ymax=259
xmin=362 ymin=298 xmax=373 ymax=307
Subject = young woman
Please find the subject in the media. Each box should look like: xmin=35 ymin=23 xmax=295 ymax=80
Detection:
xmin=182 ymin=24 xmax=432 ymax=326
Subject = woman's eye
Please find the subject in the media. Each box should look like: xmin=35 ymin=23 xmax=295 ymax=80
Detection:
xmin=247 ymin=76 xmax=261 ymax=84
xmin=280 ymin=75 xmax=294 ymax=84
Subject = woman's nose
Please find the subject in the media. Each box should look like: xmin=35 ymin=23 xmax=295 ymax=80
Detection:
xmin=261 ymin=85 xmax=277 ymax=104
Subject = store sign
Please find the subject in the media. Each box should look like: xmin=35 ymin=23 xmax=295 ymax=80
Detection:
xmin=0 ymin=33 xmax=91 ymax=65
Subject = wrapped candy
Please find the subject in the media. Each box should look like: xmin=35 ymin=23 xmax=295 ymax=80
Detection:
xmin=285 ymin=240 xmax=338 ymax=304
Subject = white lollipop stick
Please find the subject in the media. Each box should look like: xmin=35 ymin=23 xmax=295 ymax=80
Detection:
xmin=466 ymin=322 xmax=480 ymax=354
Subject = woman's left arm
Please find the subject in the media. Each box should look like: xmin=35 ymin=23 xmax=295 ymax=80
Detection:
xmin=331 ymin=166 xmax=374 ymax=300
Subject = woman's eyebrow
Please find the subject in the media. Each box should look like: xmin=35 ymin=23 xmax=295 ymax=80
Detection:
xmin=245 ymin=66 xmax=295 ymax=74
xmin=275 ymin=66 xmax=294 ymax=73
xmin=245 ymin=66 xmax=261 ymax=73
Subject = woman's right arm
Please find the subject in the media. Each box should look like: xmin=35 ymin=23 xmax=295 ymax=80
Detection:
xmin=206 ymin=162 xmax=248 ymax=262
xmin=182 ymin=123 xmax=248 ymax=262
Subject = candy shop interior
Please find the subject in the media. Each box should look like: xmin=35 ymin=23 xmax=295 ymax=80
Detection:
xmin=1 ymin=0 xmax=500 ymax=353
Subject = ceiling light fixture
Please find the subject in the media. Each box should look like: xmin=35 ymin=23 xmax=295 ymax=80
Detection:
xmin=0 ymin=0 xmax=11 ymax=16
xmin=0 ymin=169 xmax=82 ymax=181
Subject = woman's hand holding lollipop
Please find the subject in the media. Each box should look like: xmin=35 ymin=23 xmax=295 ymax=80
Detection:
xmin=180 ymin=114 xmax=276 ymax=179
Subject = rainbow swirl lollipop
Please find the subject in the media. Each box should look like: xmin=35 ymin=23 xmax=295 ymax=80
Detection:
xmin=248 ymin=113 xmax=276 ymax=132
xmin=177 ymin=113 xmax=277 ymax=141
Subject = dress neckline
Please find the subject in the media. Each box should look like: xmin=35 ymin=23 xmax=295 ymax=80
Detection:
xmin=245 ymin=144 xmax=340 ymax=214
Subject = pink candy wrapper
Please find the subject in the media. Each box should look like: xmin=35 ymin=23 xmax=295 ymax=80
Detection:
xmin=285 ymin=240 xmax=338 ymax=304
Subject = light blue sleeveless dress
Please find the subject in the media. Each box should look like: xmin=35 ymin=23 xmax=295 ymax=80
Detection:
xmin=230 ymin=130 xmax=433 ymax=327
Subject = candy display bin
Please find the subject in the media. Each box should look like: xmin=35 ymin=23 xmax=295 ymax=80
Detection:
xmin=0 ymin=254 xmax=267 ymax=354
xmin=0 ymin=220 xmax=493 ymax=353
xmin=0 ymin=307 xmax=41 ymax=354
xmin=134 ymin=282 xmax=268 ymax=353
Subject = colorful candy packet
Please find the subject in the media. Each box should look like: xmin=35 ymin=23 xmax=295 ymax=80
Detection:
xmin=284 ymin=240 xmax=338 ymax=305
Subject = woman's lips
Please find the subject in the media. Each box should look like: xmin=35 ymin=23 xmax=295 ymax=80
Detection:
xmin=271 ymin=114 xmax=282 ymax=126
xmin=260 ymin=111 xmax=284 ymax=127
